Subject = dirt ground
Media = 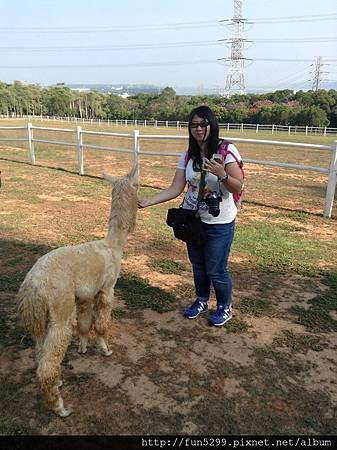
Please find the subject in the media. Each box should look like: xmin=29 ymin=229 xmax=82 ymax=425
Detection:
xmin=0 ymin=147 xmax=337 ymax=435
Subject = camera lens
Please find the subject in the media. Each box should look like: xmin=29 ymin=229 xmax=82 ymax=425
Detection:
xmin=204 ymin=192 xmax=221 ymax=217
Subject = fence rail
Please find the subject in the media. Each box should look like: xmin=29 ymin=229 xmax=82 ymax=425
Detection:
xmin=0 ymin=123 xmax=336 ymax=218
xmin=1 ymin=114 xmax=337 ymax=136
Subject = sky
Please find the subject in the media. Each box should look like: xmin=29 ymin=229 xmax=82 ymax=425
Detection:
xmin=0 ymin=0 xmax=336 ymax=94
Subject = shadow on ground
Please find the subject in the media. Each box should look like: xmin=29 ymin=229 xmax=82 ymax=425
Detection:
xmin=0 ymin=242 xmax=336 ymax=435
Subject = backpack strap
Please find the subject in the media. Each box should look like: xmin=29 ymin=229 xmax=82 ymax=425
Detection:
xmin=219 ymin=140 xmax=244 ymax=175
xmin=184 ymin=149 xmax=190 ymax=167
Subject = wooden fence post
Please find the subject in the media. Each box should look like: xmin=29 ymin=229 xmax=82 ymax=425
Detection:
xmin=76 ymin=126 xmax=84 ymax=175
xmin=27 ymin=122 xmax=35 ymax=164
xmin=324 ymin=141 xmax=337 ymax=218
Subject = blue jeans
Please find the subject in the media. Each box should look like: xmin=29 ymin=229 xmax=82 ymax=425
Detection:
xmin=186 ymin=220 xmax=235 ymax=308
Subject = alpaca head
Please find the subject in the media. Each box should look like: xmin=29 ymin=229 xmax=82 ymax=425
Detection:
xmin=103 ymin=160 xmax=139 ymax=233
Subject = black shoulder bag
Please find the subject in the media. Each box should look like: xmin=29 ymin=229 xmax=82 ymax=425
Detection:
xmin=166 ymin=170 xmax=207 ymax=245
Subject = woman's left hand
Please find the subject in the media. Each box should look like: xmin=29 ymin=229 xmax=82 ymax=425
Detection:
xmin=203 ymin=158 xmax=226 ymax=179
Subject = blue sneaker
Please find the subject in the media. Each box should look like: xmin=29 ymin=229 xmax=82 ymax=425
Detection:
xmin=184 ymin=299 xmax=208 ymax=319
xmin=209 ymin=305 xmax=232 ymax=326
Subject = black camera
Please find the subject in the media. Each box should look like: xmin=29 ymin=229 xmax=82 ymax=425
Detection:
xmin=204 ymin=191 xmax=222 ymax=217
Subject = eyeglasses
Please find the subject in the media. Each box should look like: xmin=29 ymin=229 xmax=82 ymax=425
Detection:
xmin=190 ymin=121 xmax=209 ymax=129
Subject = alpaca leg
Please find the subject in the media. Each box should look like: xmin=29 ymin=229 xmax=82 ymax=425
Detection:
xmin=93 ymin=291 xmax=113 ymax=357
xmin=76 ymin=303 xmax=93 ymax=354
xmin=37 ymin=323 xmax=72 ymax=417
xmin=36 ymin=333 xmax=67 ymax=388
xmin=35 ymin=333 xmax=44 ymax=364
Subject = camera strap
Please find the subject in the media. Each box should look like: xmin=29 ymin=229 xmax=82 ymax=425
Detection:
xmin=196 ymin=169 xmax=207 ymax=211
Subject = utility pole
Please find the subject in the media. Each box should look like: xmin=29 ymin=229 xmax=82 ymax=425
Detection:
xmin=223 ymin=0 xmax=246 ymax=97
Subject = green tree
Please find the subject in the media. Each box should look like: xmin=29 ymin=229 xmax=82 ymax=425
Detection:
xmin=43 ymin=87 xmax=73 ymax=116
xmin=0 ymin=82 xmax=10 ymax=115
xmin=295 ymin=105 xmax=329 ymax=127
xmin=266 ymin=89 xmax=294 ymax=103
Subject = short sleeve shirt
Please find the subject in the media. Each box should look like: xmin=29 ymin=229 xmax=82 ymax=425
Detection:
xmin=176 ymin=143 xmax=242 ymax=224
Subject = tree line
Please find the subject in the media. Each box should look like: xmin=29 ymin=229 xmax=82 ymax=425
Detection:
xmin=1 ymin=80 xmax=337 ymax=127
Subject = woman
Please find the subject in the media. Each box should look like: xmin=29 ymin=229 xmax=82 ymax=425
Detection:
xmin=138 ymin=105 xmax=243 ymax=326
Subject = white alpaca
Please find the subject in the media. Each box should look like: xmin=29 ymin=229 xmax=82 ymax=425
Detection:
xmin=17 ymin=164 xmax=138 ymax=417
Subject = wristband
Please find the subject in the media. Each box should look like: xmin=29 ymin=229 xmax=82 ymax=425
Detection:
xmin=218 ymin=174 xmax=229 ymax=183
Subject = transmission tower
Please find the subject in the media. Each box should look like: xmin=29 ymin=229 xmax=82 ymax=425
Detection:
xmin=223 ymin=0 xmax=246 ymax=97
xmin=311 ymin=56 xmax=325 ymax=91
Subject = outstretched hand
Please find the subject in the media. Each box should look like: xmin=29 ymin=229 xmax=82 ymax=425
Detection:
xmin=138 ymin=199 xmax=151 ymax=208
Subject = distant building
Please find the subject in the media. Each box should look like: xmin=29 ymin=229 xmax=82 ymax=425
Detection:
xmin=70 ymin=88 xmax=91 ymax=92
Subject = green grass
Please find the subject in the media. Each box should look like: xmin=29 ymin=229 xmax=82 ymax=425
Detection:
xmin=273 ymin=330 xmax=326 ymax=353
xmin=1 ymin=117 xmax=336 ymax=143
xmin=290 ymin=271 xmax=337 ymax=332
xmin=172 ymin=283 xmax=195 ymax=300
xmin=0 ymin=223 xmax=14 ymax=232
xmin=238 ymin=297 xmax=274 ymax=317
xmin=234 ymin=221 xmax=336 ymax=275
xmin=0 ymin=315 xmax=9 ymax=346
xmin=149 ymin=258 xmax=186 ymax=275
xmin=74 ymin=176 xmax=108 ymax=197
xmin=225 ymin=317 xmax=250 ymax=333
xmin=7 ymin=256 xmax=26 ymax=267
xmin=148 ymin=235 xmax=175 ymax=251
xmin=0 ymin=271 xmax=27 ymax=292
xmin=0 ymin=424 xmax=29 ymax=435
xmin=273 ymin=211 xmax=309 ymax=223
xmin=115 ymin=273 xmax=179 ymax=312
xmin=276 ymin=222 xmax=305 ymax=233
xmin=111 ymin=308 xmax=129 ymax=320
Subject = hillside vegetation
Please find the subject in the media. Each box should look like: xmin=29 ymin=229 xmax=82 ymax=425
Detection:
xmin=1 ymin=81 xmax=337 ymax=127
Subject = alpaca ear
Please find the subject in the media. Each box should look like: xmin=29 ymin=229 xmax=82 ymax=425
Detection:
xmin=103 ymin=172 xmax=118 ymax=184
xmin=128 ymin=160 xmax=139 ymax=188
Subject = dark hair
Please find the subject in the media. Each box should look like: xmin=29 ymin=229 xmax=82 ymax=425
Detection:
xmin=187 ymin=105 xmax=219 ymax=170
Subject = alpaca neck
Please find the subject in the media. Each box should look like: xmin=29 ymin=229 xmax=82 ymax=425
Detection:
xmin=105 ymin=221 xmax=129 ymax=248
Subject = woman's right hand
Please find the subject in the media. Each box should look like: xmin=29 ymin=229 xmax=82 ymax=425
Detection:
xmin=138 ymin=198 xmax=152 ymax=208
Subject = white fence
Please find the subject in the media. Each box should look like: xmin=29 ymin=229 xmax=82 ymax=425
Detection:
xmin=0 ymin=123 xmax=336 ymax=218
xmin=1 ymin=114 xmax=337 ymax=137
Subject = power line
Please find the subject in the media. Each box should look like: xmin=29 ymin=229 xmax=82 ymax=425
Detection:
xmin=250 ymin=17 xmax=337 ymax=24
xmin=220 ymin=13 xmax=337 ymax=24
xmin=220 ymin=37 xmax=337 ymax=44
xmin=1 ymin=37 xmax=337 ymax=53
xmin=0 ymin=20 xmax=218 ymax=33
xmin=0 ymin=60 xmax=217 ymax=69
xmin=1 ymin=13 xmax=336 ymax=34
xmin=0 ymin=41 xmax=218 ymax=52
xmin=221 ymin=58 xmax=337 ymax=62
xmin=260 ymin=65 xmax=313 ymax=87
xmin=250 ymin=13 xmax=337 ymax=20
xmin=2 ymin=58 xmax=337 ymax=69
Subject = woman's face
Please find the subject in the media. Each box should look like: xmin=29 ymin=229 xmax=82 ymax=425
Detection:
xmin=190 ymin=115 xmax=211 ymax=143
